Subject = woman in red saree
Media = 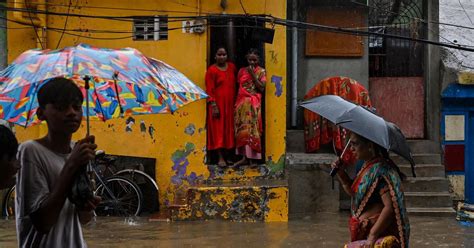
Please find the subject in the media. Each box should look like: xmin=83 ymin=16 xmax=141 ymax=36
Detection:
xmin=234 ymin=49 xmax=266 ymax=167
xmin=205 ymin=47 xmax=237 ymax=167
xmin=332 ymin=133 xmax=410 ymax=248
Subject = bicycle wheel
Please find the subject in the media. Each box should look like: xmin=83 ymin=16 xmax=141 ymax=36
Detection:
xmin=2 ymin=185 xmax=16 ymax=217
xmin=94 ymin=176 xmax=143 ymax=217
xmin=115 ymin=169 xmax=160 ymax=213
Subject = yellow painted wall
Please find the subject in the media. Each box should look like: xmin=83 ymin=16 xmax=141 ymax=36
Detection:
xmin=7 ymin=0 xmax=286 ymax=206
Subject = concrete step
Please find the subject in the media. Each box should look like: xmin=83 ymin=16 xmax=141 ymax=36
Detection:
xmin=170 ymin=179 xmax=288 ymax=222
xmin=407 ymin=207 xmax=456 ymax=216
xmin=286 ymin=153 xmax=336 ymax=167
xmin=205 ymin=159 xmax=285 ymax=182
xmin=405 ymin=192 xmax=453 ymax=208
xmin=391 ymin=153 xmax=441 ymax=165
xmin=399 ymin=164 xmax=445 ymax=177
xmin=286 ymin=130 xmax=440 ymax=153
xmin=403 ymin=177 xmax=450 ymax=192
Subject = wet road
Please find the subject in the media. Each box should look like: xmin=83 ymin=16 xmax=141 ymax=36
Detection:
xmin=1 ymin=212 xmax=473 ymax=247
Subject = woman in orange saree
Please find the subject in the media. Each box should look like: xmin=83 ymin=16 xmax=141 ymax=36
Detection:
xmin=234 ymin=49 xmax=266 ymax=167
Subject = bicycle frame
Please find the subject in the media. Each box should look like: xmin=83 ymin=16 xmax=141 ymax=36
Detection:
xmin=114 ymin=169 xmax=159 ymax=191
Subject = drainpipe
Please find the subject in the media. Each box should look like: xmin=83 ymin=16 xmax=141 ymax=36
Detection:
xmin=227 ymin=18 xmax=236 ymax=63
xmin=12 ymin=0 xmax=47 ymax=49
xmin=290 ymin=0 xmax=298 ymax=127
xmin=0 ymin=0 xmax=7 ymax=69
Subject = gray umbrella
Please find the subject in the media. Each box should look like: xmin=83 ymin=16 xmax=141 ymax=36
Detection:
xmin=301 ymin=95 xmax=416 ymax=177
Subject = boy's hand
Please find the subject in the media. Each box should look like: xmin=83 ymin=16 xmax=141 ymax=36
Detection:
xmin=78 ymin=196 xmax=101 ymax=212
xmin=67 ymin=135 xmax=97 ymax=171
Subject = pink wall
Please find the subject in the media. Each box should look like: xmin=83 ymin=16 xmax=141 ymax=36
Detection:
xmin=369 ymin=77 xmax=424 ymax=138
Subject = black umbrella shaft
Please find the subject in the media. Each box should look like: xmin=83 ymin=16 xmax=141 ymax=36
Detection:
xmin=84 ymin=76 xmax=91 ymax=137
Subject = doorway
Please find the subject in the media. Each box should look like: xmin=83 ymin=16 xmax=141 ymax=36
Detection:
xmin=206 ymin=15 xmax=266 ymax=165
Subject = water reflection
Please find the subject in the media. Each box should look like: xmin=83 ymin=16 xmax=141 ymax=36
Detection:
xmin=1 ymin=212 xmax=474 ymax=247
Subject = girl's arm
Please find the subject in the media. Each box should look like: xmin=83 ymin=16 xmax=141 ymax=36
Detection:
xmin=248 ymin=66 xmax=265 ymax=92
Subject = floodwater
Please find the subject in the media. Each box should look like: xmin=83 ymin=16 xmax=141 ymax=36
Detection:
xmin=1 ymin=212 xmax=473 ymax=247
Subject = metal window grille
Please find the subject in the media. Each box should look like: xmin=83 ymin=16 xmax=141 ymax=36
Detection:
xmin=368 ymin=0 xmax=425 ymax=77
xmin=133 ymin=16 xmax=168 ymax=41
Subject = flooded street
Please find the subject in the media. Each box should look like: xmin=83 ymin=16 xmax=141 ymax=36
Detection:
xmin=1 ymin=212 xmax=473 ymax=247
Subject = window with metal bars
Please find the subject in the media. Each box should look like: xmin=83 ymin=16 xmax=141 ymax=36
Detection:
xmin=133 ymin=16 xmax=168 ymax=41
xmin=368 ymin=0 xmax=425 ymax=77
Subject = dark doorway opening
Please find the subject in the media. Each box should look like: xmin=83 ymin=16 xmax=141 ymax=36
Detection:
xmin=206 ymin=15 xmax=266 ymax=165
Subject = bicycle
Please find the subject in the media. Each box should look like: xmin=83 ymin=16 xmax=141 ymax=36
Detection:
xmin=93 ymin=151 xmax=144 ymax=217
xmin=2 ymin=185 xmax=15 ymax=217
xmin=95 ymin=152 xmax=160 ymax=213
xmin=2 ymin=152 xmax=144 ymax=218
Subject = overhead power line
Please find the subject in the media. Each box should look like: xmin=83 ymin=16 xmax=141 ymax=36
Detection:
xmin=4 ymin=0 xmax=214 ymax=14
xmin=350 ymin=0 xmax=474 ymax=31
xmin=1 ymin=6 xmax=474 ymax=52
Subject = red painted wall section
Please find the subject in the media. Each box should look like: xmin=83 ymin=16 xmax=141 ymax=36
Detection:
xmin=369 ymin=77 xmax=424 ymax=138
xmin=444 ymin=144 xmax=465 ymax=171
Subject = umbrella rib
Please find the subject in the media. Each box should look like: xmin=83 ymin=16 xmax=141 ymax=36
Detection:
xmin=24 ymin=82 xmax=40 ymax=128
xmin=93 ymin=85 xmax=107 ymax=122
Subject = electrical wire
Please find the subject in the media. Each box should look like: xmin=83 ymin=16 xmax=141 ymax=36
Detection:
xmin=350 ymin=0 xmax=474 ymax=31
xmin=4 ymin=0 xmax=214 ymax=15
xmin=4 ymin=0 xmax=474 ymax=32
xmin=457 ymin=0 xmax=474 ymax=25
xmin=260 ymin=15 xmax=474 ymax=52
xmin=2 ymin=6 xmax=474 ymax=52
xmin=26 ymin=4 xmax=43 ymax=49
xmin=239 ymin=0 xmax=248 ymax=15
xmin=55 ymin=0 xmax=73 ymax=49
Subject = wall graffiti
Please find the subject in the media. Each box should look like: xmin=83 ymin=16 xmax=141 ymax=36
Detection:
xmin=271 ymin=75 xmax=283 ymax=97
xmin=171 ymin=142 xmax=203 ymax=186
xmin=269 ymin=50 xmax=278 ymax=64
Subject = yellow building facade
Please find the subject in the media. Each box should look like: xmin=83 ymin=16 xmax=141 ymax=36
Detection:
xmin=7 ymin=0 xmax=287 ymax=221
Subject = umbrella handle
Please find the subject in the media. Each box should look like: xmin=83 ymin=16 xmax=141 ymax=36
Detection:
xmin=329 ymin=138 xmax=351 ymax=177
xmin=84 ymin=76 xmax=91 ymax=137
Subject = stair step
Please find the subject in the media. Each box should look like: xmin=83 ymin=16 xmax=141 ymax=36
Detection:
xmin=171 ymin=179 xmax=289 ymax=222
xmin=403 ymin=177 xmax=450 ymax=192
xmin=404 ymin=192 xmax=453 ymax=208
xmin=407 ymin=207 xmax=456 ymax=216
xmin=286 ymin=130 xmax=440 ymax=153
xmin=286 ymin=153 xmax=336 ymax=168
xmin=399 ymin=164 xmax=445 ymax=177
xmin=392 ymin=153 xmax=441 ymax=164
xmin=206 ymin=163 xmax=284 ymax=182
xmin=191 ymin=179 xmax=288 ymax=188
xmin=406 ymin=140 xmax=440 ymax=153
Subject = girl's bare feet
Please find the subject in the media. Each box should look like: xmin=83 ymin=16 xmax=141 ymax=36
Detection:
xmin=217 ymin=159 xmax=227 ymax=168
xmin=249 ymin=159 xmax=258 ymax=169
xmin=232 ymin=157 xmax=248 ymax=167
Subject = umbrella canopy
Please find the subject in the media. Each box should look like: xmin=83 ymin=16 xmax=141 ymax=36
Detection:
xmin=0 ymin=43 xmax=207 ymax=127
xmin=301 ymin=95 xmax=416 ymax=176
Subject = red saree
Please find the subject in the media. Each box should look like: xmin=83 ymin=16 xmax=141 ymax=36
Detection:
xmin=303 ymin=77 xmax=371 ymax=157
xmin=234 ymin=66 xmax=266 ymax=159
xmin=205 ymin=62 xmax=237 ymax=150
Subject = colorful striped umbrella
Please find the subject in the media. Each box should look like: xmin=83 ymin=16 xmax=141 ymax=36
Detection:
xmin=0 ymin=43 xmax=207 ymax=128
